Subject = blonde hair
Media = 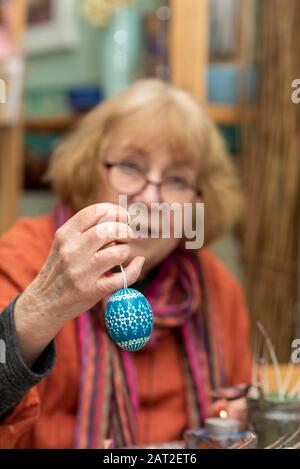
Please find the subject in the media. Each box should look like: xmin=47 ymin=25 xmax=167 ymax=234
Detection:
xmin=47 ymin=79 xmax=244 ymax=244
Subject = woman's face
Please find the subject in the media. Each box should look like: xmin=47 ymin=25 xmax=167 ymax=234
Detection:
xmin=98 ymin=131 xmax=199 ymax=275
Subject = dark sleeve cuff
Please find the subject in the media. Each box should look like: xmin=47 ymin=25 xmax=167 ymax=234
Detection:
xmin=0 ymin=296 xmax=56 ymax=416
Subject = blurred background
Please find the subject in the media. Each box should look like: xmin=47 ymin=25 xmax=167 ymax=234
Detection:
xmin=0 ymin=0 xmax=299 ymax=361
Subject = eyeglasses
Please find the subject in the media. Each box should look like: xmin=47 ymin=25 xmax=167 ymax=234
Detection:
xmin=103 ymin=161 xmax=202 ymax=204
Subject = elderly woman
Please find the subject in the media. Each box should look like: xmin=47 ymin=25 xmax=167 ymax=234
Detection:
xmin=0 ymin=80 xmax=251 ymax=448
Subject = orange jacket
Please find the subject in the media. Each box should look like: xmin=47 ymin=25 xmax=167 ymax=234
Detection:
xmin=0 ymin=214 xmax=252 ymax=448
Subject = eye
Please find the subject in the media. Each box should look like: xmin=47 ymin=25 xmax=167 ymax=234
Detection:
xmin=118 ymin=160 xmax=143 ymax=173
xmin=165 ymin=175 xmax=190 ymax=189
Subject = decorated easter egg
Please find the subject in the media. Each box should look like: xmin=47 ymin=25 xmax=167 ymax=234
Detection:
xmin=105 ymin=288 xmax=153 ymax=351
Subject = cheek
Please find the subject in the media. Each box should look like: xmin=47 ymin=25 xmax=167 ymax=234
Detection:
xmin=97 ymin=185 xmax=120 ymax=205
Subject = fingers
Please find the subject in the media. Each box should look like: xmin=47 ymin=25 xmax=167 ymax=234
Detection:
xmin=83 ymin=222 xmax=134 ymax=253
xmin=90 ymin=243 xmax=131 ymax=277
xmin=97 ymin=256 xmax=145 ymax=296
xmin=62 ymin=203 xmax=129 ymax=234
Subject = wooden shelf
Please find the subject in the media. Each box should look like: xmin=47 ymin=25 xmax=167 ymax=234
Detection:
xmin=25 ymin=114 xmax=81 ymax=132
xmin=24 ymin=105 xmax=244 ymax=133
xmin=208 ymin=104 xmax=242 ymax=126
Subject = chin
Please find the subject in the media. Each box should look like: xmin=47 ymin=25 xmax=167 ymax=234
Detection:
xmin=128 ymin=239 xmax=158 ymax=267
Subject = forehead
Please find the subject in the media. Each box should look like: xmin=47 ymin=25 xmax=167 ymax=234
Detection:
xmin=109 ymin=136 xmax=195 ymax=173
xmin=105 ymin=110 xmax=200 ymax=169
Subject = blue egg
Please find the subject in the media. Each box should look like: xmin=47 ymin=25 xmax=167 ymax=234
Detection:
xmin=105 ymin=288 xmax=153 ymax=351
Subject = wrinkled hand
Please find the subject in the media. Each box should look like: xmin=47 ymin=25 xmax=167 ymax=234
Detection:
xmin=14 ymin=203 xmax=144 ymax=367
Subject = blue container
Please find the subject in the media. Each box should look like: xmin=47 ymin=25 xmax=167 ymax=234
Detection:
xmin=208 ymin=65 xmax=257 ymax=104
xmin=67 ymin=87 xmax=103 ymax=112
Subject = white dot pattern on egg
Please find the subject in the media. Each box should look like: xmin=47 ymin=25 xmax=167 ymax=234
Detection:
xmin=105 ymin=288 xmax=154 ymax=351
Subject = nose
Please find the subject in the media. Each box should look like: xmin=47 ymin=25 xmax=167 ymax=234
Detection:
xmin=133 ymin=180 xmax=161 ymax=206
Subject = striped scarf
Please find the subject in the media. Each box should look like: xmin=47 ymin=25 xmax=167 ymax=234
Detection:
xmin=54 ymin=204 xmax=226 ymax=448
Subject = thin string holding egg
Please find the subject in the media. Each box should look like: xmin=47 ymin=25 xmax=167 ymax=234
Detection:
xmin=105 ymin=213 xmax=153 ymax=351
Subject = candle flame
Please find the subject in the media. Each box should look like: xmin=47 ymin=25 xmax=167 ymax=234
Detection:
xmin=219 ymin=410 xmax=227 ymax=419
